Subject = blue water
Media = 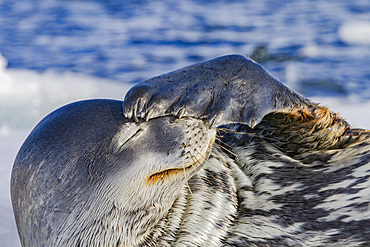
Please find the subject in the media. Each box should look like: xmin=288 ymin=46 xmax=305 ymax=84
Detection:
xmin=1 ymin=0 xmax=370 ymax=98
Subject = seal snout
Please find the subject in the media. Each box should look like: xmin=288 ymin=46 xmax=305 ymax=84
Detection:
xmin=146 ymin=117 xmax=216 ymax=185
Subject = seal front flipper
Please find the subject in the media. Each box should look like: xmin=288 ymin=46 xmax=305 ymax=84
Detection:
xmin=123 ymin=55 xmax=311 ymax=128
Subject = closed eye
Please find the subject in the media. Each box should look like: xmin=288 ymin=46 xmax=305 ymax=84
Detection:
xmin=116 ymin=128 xmax=144 ymax=150
xmin=124 ymin=129 xmax=143 ymax=145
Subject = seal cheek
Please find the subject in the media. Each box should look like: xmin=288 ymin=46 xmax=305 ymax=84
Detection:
xmin=111 ymin=123 xmax=144 ymax=154
xmin=144 ymin=120 xmax=185 ymax=154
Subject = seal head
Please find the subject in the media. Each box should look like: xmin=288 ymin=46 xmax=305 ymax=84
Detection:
xmin=11 ymin=99 xmax=215 ymax=246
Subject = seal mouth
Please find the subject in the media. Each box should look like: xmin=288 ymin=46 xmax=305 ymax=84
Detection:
xmin=146 ymin=162 xmax=195 ymax=184
xmin=146 ymin=139 xmax=214 ymax=185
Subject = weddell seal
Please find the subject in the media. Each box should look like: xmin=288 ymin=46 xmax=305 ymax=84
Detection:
xmin=11 ymin=55 xmax=370 ymax=246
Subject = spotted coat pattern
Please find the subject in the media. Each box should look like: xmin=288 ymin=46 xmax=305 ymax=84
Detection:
xmin=137 ymin=112 xmax=370 ymax=247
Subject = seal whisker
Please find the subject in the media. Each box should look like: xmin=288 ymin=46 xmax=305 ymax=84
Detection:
xmin=216 ymin=127 xmax=255 ymax=136
xmin=191 ymin=149 xmax=219 ymax=183
xmin=215 ymin=138 xmax=238 ymax=157
xmin=181 ymin=156 xmax=194 ymax=199
xmin=215 ymin=136 xmax=235 ymax=151
xmin=194 ymin=170 xmax=213 ymax=194
xmin=191 ymin=150 xmax=214 ymax=192
xmin=189 ymin=152 xmax=215 ymax=196
xmin=182 ymin=153 xmax=214 ymax=210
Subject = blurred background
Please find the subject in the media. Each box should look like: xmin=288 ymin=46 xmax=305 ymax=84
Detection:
xmin=1 ymin=0 xmax=370 ymax=245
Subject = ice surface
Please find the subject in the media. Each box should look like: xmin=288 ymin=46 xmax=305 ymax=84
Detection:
xmin=339 ymin=21 xmax=370 ymax=45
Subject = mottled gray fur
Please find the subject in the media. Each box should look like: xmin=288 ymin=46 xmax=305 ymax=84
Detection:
xmin=12 ymin=55 xmax=370 ymax=246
